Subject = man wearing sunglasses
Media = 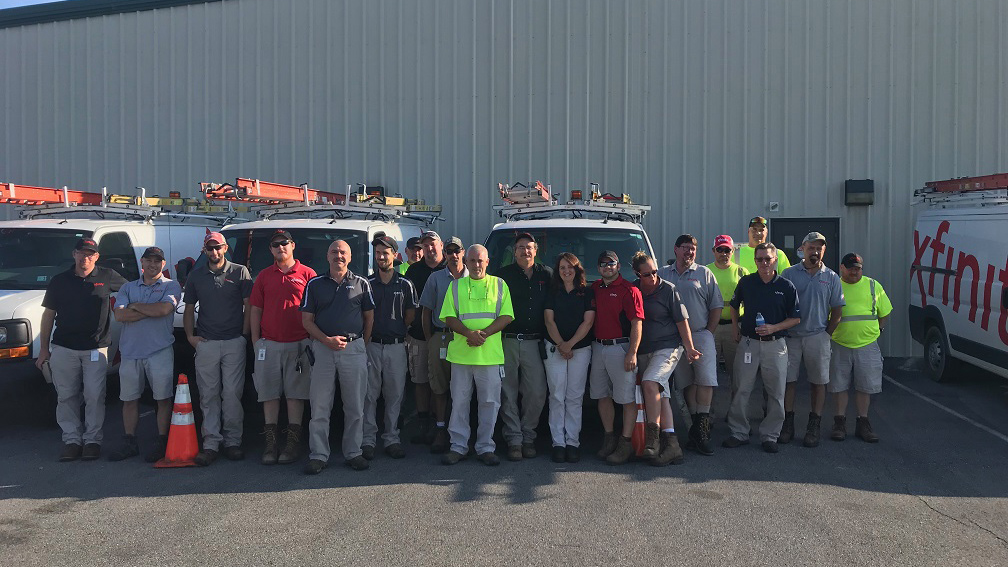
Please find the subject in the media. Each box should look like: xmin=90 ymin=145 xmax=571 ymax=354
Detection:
xmin=249 ymin=230 xmax=317 ymax=465
xmin=707 ymin=235 xmax=749 ymax=391
xmin=737 ymin=216 xmax=791 ymax=274
xmin=183 ymin=231 xmax=254 ymax=466
xmin=723 ymin=242 xmax=800 ymax=454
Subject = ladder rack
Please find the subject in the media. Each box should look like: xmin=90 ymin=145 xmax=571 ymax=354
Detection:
xmin=494 ymin=181 xmax=650 ymax=223
xmin=915 ymin=173 xmax=1008 ymax=208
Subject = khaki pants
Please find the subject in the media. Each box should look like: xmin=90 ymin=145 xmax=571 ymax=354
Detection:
xmin=308 ymin=338 xmax=368 ymax=462
xmin=425 ymin=331 xmax=453 ymax=396
xmin=364 ymin=342 xmax=408 ymax=446
xmin=727 ymin=337 xmax=788 ymax=442
xmin=501 ymin=338 xmax=548 ymax=446
xmin=50 ymin=345 xmax=108 ymax=445
xmin=448 ymin=363 xmax=502 ymax=456
xmin=194 ymin=337 xmax=247 ymax=451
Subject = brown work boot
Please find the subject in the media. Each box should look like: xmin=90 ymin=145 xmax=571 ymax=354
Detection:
xmin=803 ymin=412 xmax=822 ymax=448
xmin=831 ymin=416 xmax=847 ymax=441
xmin=605 ymin=436 xmax=634 ymax=465
xmin=278 ymin=424 xmax=302 ymax=464
xmin=261 ymin=424 xmax=279 ymax=465
xmin=779 ymin=411 xmax=795 ymax=444
xmin=651 ymin=432 xmax=684 ymax=466
xmin=596 ymin=432 xmax=618 ymax=459
xmin=855 ymin=417 xmax=879 ymax=443
xmin=643 ymin=422 xmax=661 ymax=457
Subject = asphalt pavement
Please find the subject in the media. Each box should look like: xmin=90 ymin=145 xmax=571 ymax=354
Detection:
xmin=0 ymin=357 xmax=1006 ymax=567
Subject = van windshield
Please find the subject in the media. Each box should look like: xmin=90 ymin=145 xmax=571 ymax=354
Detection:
xmin=485 ymin=227 xmax=651 ymax=282
xmin=221 ymin=227 xmax=369 ymax=278
xmin=0 ymin=228 xmax=93 ymax=289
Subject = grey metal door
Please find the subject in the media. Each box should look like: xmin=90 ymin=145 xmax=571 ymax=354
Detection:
xmin=768 ymin=217 xmax=841 ymax=271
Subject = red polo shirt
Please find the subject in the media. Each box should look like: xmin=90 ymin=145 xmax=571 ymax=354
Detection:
xmin=250 ymin=260 xmax=317 ymax=342
xmin=591 ymin=275 xmax=645 ymax=340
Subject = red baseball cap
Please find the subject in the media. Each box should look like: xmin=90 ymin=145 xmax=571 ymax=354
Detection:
xmin=713 ymin=235 xmax=734 ymax=249
xmin=204 ymin=232 xmax=225 ymax=246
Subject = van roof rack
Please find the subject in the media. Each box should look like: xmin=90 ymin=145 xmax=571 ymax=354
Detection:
xmin=493 ymin=181 xmax=650 ymax=223
xmin=914 ymin=174 xmax=1008 ymax=208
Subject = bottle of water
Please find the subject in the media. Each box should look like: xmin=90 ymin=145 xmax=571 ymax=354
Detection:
xmin=755 ymin=312 xmax=765 ymax=328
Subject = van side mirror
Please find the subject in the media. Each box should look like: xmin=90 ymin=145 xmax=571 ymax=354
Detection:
xmin=176 ymin=257 xmax=195 ymax=286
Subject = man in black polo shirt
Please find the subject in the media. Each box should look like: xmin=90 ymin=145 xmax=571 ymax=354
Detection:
xmin=363 ymin=235 xmax=418 ymax=460
xmin=36 ymin=237 xmax=127 ymax=461
xmin=495 ymin=232 xmax=552 ymax=461
xmin=723 ymin=242 xmax=800 ymax=454
xmin=403 ymin=230 xmax=446 ymax=444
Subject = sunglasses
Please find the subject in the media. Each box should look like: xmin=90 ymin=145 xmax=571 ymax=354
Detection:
xmin=638 ymin=270 xmax=657 ymax=278
xmin=715 ymin=247 xmax=732 ymax=254
xmin=205 ymin=244 xmax=224 ymax=252
xmin=271 ymin=240 xmax=291 ymax=248
xmin=755 ymin=256 xmax=774 ymax=264
xmin=599 ymin=261 xmax=617 ymax=268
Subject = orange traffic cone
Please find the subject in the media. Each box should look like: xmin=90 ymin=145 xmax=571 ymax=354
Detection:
xmin=631 ymin=373 xmax=646 ymax=457
xmin=154 ymin=373 xmax=199 ymax=468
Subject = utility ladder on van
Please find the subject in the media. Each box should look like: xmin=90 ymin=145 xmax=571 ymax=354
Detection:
xmin=494 ymin=181 xmax=651 ymax=223
xmin=915 ymin=173 xmax=1008 ymax=208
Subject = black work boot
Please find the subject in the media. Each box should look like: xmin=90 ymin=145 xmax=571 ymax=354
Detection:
xmin=107 ymin=435 xmax=139 ymax=462
xmin=685 ymin=413 xmax=698 ymax=450
xmin=694 ymin=413 xmax=714 ymax=456
xmin=261 ymin=424 xmax=279 ymax=465
xmin=803 ymin=412 xmax=822 ymax=448
xmin=779 ymin=411 xmax=795 ymax=444
xmin=144 ymin=435 xmax=168 ymax=463
xmin=411 ymin=413 xmax=433 ymax=444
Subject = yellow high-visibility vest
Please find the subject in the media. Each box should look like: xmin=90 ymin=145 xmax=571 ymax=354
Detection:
xmin=439 ymin=275 xmax=514 ymax=365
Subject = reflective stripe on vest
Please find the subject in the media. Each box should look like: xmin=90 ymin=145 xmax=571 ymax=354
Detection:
xmin=451 ymin=277 xmax=504 ymax=321
xmin=839 ymin=278 xmax=877 ymax=323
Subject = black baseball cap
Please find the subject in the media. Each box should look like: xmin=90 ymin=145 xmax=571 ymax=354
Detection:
xmin=372 ymin=234 xmax=399 ymax=252
xmin=141 ymin=246 xmax=165 ymax=260
xmin=598 ymin=250 xmax=619 ymax=264
xmin=75 ymin=238 xmax=98 ymax=253
xmin=841 ymin=253 xmax=863 ymax=268
xmin=270 ymin=229 xmax=293 ymax=243
xmin=514 ymin=232 xmax=536 ymax=244
xmin=406 ymin=237 xmax=422 ymax=250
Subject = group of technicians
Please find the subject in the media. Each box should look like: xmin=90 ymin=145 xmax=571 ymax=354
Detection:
xmin=35 ymin=215 xmax=892 ymax=472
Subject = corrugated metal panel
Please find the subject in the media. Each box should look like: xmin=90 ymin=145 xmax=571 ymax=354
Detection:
xmin=2 ymin=0 xmax=1007 ymax=355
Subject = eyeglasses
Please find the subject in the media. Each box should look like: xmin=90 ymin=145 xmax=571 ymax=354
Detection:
xmin=271 ymin=240 xmax=291 ymax=248
xmin=715 ymin=247 xmax=732 ymax=254
xmin=755 ymin=256 xmax=774 ymax=264
xmin=599 ymin=261 xmax=617 ymax=268
xmin=205 ymin=244 xmax=224 ymax=252
xmin=638 ymin=270 xmax=657 ymax=278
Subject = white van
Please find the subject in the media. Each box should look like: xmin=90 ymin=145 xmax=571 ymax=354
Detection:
xmin=908 ymin=174 xmax=1008 ymax=382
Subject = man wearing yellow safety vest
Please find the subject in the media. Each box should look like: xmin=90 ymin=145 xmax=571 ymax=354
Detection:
xmin=439 ymin=244 xmax=515 ymax=466
xmin=829 ymin=253 xmax=891 ymax=443
xmin=737 ymin=216 xmax=791 ymax=274
xmin=707 ymin=235 xmax=749 ymax=390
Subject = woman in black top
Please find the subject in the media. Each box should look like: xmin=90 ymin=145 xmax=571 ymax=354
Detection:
xmin=543 ymin=252 xmax=596 ymax=463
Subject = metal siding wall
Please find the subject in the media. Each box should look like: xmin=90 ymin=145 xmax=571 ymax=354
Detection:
xmin=1 ymin=0 xmax=1007 ymax=355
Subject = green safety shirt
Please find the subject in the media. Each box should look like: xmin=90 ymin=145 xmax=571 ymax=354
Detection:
xmin=737 ymin=245 xmax=791 ymax=275
xmin=707 ymin=261 xmax=749 ymax=320
xmin=397 ymin=262 xmax=410 ymax=276
xmin=439 ymin=275 xmax=514 ymax=365
xmin=831 ymin=277 xmax=893 ymax=349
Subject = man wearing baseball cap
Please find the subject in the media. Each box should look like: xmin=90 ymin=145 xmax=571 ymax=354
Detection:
xmin=737 ymin=217 xmax=791 ymax=274
xmin=398 ymin=236 xmax=424 ymax=275
xmin=829 ymin=253 xmax=891 ymax=443
xmin=780 ymin=231 xmax=845 ymax=447
xmin=249 ymin=229 xmax=317 ymax=465
xmin=37 ymin=237 xmax=128 ymax=461
xmin=107 ymin=246 xmax=183 ymax=462
xmin=403 ymin=230 xmax=446 ymax=444
xmin=183 ymin=231 xmax=254 ymax=465
xmin=707 ymin=235 xmax=749 ymax=393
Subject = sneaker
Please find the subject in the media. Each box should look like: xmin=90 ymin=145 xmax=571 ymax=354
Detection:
xmin=830 ymin=416 xmax=847 ymax=441
xmin=779 ymin=411 xmax=795 ymax=444
xmin=507 ymin=445 xmax=523 ymax=461
xmin=81 ymin=443 xmax=101 ymax=461
xmin=59 ymin=443 xmax=82 ymax=462
xmin=521 ymin=443 xmax=537 ymax=459
xmin=596 ymin=432 xmax=618 ymax=459
xmin=361 ymin=445 xmax=376 ymax=461
xmin=442 ymin=450 xmax=466 ymax=465
xmin=223 ymin=446 xmax=244 ymax=461
xmin=346 ymin=455 xmax=370 ymax=470
xmin=430 ymin=426 xmax=450 ymax=454
xmin=144 ymin=435 xmax=168 ymax=463
xmin=477 ymin=452 xmax=500 ymax=466
xmin=605 ymin=436 xmax=634 ymax=465
xmin=721 ymin=436 xmax=749 ymax=449
xmin=384 ymin=443 xmax=406 ymax=459
xmin=803 ymin=413 xmax=822 ymax=448
xmin=565 ymin=446 xmax=581 ymax=463
xmin=855 ymin=417 xmax=880 ymax=443
xmin=278 ymin=424 xmax=302 ymax=464
xmin=107 ymin=435 xmax=139 ymax=462
xmin=194 ymin=449 xmax=218 ymax=466
xmin=261 ymin=424 xmax=279 ymax=465
xmin=651 ymin=432 xmax=684 ymax=466
xmin=643 ymin=422 xmax=661 ymax=457
xmin=762 ymin=440 xmax=779 ymax=454
xmin=693 ymin=413 xmax=714 ymax=456
xmin=410 ymin=413 xmax=433 ymax=444
xmin=551 ymin=446 xmax=566 ymax=463
xmin=303 ymin=459 xmax=327 ymax=475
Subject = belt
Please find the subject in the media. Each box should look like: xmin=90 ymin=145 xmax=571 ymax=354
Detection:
xmin=744 ymin=334 xmax=780 ymax=342
xmin=719 ymin=319 xmax=734 ymax=325
xmin=504 ymin=333 xmax=541 ymax=340
xmin=336 ymin=334 xmax=360 ymax=341
xmin=372 ymin=337 xmax=405 ymax=345
xmin=596 ymin=337 xmax=630 ymax=345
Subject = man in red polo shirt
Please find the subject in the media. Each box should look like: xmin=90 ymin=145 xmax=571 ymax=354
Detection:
xmin=589 ymin=251 xmax=645 ymax=463
xmin=250 ymin=229 xmax=317 ymax=465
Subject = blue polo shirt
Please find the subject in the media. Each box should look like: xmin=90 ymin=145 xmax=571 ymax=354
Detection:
xmin=729 ymin=273 xmax=800 ymax=339
xmin=115 ymin=276 xmax=182 ymax=359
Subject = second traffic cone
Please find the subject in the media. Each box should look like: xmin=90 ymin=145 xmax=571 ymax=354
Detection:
xmin=154 ymin=373 xmax=199 ymax=468
xmin=631 ymin=373 xmax=646 ymax=457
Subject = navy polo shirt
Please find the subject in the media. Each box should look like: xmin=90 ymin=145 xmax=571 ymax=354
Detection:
xmin=729 ymin=273 xmax=800 ymax=339
xmin=543 ymin=284 xmax=595 ymax=349
xmin=367 ymin=271 xmax=418 ymax=341
xmin=300 ymin=270 xmax=375 ymax=337
xmin=42 ymin=265 xmax=128 ymax=350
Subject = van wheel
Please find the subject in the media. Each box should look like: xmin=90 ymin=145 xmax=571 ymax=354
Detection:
xmin=923 ymin=325 xmax=959 ymax=382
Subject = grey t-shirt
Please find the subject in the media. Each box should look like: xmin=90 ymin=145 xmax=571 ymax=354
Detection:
xmin=183 ymin=260 xmax=253 ymax=340
xmin=300 ymin=270 xmax=375 ymax=337
xmin=419 ymin=266 xmax=469 ymax=329
xmin=657 ymin=263 xmax=723 ymax=331
xmin=116 ymin=277 xmax=182 ymax=359
xmin=636 ymin=279 xmax=688 ymax=354
xmin=781 ymin=263 xmax=845 ymax=337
